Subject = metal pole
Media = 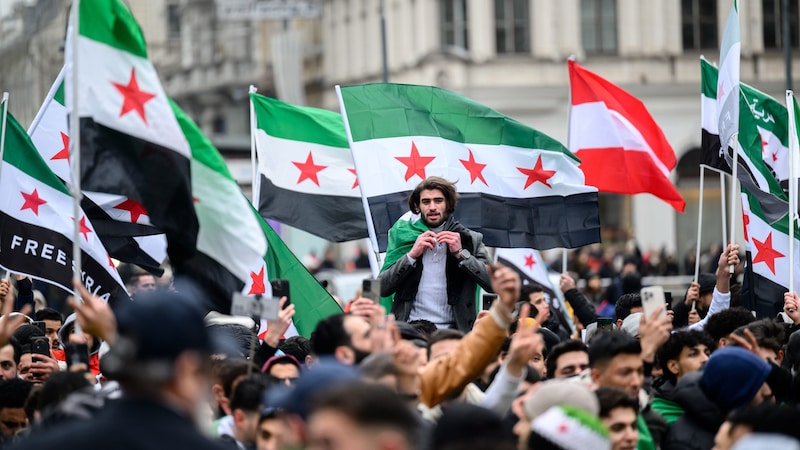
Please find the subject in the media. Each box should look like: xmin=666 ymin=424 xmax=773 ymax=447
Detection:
xmin=784 ymin=0 xmax=793 ymax=92
xmin=380 ymin=0 xmax=388 ymax=82
xmin=694 ymin=166 xmax=705 ymax=281
xmin=70 ymin=0 xmax=84 ymax=335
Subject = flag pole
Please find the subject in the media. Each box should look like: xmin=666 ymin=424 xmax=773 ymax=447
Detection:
xmin=720 ymin=171 xmax=727 ymax=247
xmin=248 ymin=85 xmax=259 ymax=208
xmin=0 ymin=93 xmax=10 ymax=282
xmin=69 ymin=0 xmax=84 ymax=333
xmin=728 ymin=135 xmax=739 ymax=274
xmin=563 ymin=54 xmax=576 ymax=275
xmin=694 ymin=166 xmax=705 ymax=281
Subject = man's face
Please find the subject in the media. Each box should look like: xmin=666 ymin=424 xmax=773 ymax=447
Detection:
xmin=257 ymin=417 xmax=284 ymax=450
xmin=0 ymin=407 xmax=26 ymax=439
xmin=529 ymin=349 xmax=546 ymax=378
xmin=528 ymin=292 xmax=550 ymax=323
xmin=0 ymin=346 xmax=17 ymax=380
xmin=268 ymin=363 xmax=299 ymax=386
xmin=43 ymin=320 xmax=61 ymax=350
xmin=601 ymin=407 xmax=638 ymax=450
xmin=553 ymin=351 xmax=589 ymax=379
xmin=342 ymin=316 xmax=372 ymax=364
xmin=668 ymin=344 xmax=710 ymax=381
xmin=307 ymin=409 xmax=394 ymax=450
xmin=17 ymin=354 xmax=35 ymax=385
xmin=593 ymin=354 xmax=644 ymax=399
xmin=236 ymin=410 xmax=261 ymax=444
xmin=134 ymin=275 xmax=156 ymax=294
xmin=749 ymin=382 xmax=773 ymax=407
xmin=418 ymin=189 xmax=447 ymax=228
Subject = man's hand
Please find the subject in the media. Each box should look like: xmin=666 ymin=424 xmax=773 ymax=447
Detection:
xmin=638 ymin=306 xmax=672 ymax=363
xmin=559 ymin=273 xmax=576 ymax=293
xmin=348 ymin=297 xmax=381 ymax=321
xmin=507 ymin=304 xmax=544 ymax=377
xmin=29 ymin=353 xmax=59 ymax=384
xmin=491 ymin=264 xmax=521 ymax=314
xmin=409 ymin=231 xmax=438 ymax=259
xmin=784 ymin=292 xmax=800 ymax=324
xmin=70 ymin=280 xmax=118 ymax=344
xmin=0 ymin=285 xmax=31 ymax=348
xmin=0 ymin=279 xmax=9 ymax=301
xmin=684 ymin=281 xmax=700 ymax=307
xmin=435 ymin=231 xmax=463 ymax=255
xmin=687 ymin=309 xmax=700 ymax=325
xmin=715 ymin=244 xmax=740 ymax=294
xmin=264 ymin=297 xmax=295 ymax=348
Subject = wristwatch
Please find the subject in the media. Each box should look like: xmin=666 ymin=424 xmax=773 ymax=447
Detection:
xmin=454 ymin=248 xmax=471 ymax=261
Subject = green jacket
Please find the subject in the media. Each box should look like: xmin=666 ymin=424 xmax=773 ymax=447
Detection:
xmin=651 ymin=396 xmax=685 ymax=426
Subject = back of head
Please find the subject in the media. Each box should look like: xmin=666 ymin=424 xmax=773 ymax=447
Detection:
xmin=700 ymin=346 xmax=771 ymax=411
xmin=435 ymin=403 xmax=515 ymax=450
xmin=614 ymin=294 xmax=641 ymax=321
xmin=528 ymin=406 xmax=611 ymax=450
xmin=229 ymin=375 xmax=268 ymax=413
xmin=704 ymin=308 xmax=757 ymax=346
xmin=34 ymin=308 xmax=62 ymax=323
xmin=732 ymin=319 xmax=785 ymax=355
xmin=588 ymin=331 xmax=641 ymax=369
xmin=310 ymin=313 xmax=348 ymax=357
xmin=524 ymin=379 xmax=600 ymax=421
xmin=37 ymin=371 xmax=91 ymax=414
xmin=595 ymin=387 xmax=639 ymax=418
xmin=727 ymin=403 xmax=800 ymax=441
xmin=279 ymin=336 xmax=311 ymax=363
xmin=620 ymin=273 xmax=642 ymax=295
xmin=0 ymin=378 xmax=33 ymax=409
xmin=13 ymin=324 xmax=44 ymax=347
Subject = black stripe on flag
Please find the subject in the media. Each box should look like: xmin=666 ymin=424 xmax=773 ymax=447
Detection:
xmin=0 ymin=212 xmax=129 ymax=307
xmin=700 ymin=128 xmax=730 ymax=174
xmin=79 ymin=118 xmax=198 ymax=265
xmin=173 ymin=250 xmax=245 ymax=314
xmin=369 ymin=191 xmax=600 ymax=251
xmin=741 ymin=251 xmax=785 ymax=319
xmin=259 ymin=175 xmax=368 ymax=242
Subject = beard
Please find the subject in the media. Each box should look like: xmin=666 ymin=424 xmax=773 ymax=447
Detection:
xmin=351 ymin=347 xmax=371 ymax=365
xmin=421 ymin=211 xmax=447 ymax=228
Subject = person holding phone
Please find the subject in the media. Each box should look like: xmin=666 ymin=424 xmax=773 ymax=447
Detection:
xmin=378 ymin=177 xmax=493 ymax=332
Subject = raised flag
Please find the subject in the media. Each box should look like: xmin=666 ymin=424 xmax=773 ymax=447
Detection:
xmin=65 ymin=0 xmax=198 ymax=267
xmin=567 ymin=60 xmax=686 ymax=212
xmin=718 ymin=0 xmax=740 ymax=152
xmin=174 ymin=100 xmax=342 ymax=337
xmin=28 ymin=68 xmax=167 ymax=274
xmin=0 ymin=103 xmax=128 ymax=304
xmin=495 ymin=248 xmax=557 ymax=298
xmin=250 ymin=93 xmax=368 ymax=242
xmin=337 ymin=83 xmax=600 ymax=254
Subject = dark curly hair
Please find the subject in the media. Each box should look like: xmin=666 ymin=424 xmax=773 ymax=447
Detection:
xmin=408 ymin=176 xmax=458 ymax=215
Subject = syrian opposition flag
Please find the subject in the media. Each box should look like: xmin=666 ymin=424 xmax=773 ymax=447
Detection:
xmin=65 ymin=0 xmax=198 ymax=267
xmin=495 ymin=248 xmax=557 ymax=298
xmin=337 ymin=83 xmax=600 ymax=254
xmin=0 ymin=104 xmax=128 ymax=304
xmin=250 ymin=93 xmax=368 ymax=242
xmin=700 ymin=58 xmax=790 ymax=183
xmin=28 ymin=68 xmax=167 ymax=274
xmin=568 ymin=60 xmax=685 ymax=212
xmin=718 ymin=0 xmax=741 ymax=153
xmin=174 ymin=100 xmax=342 ymax=337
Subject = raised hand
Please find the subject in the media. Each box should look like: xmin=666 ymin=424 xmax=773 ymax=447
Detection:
xmin=784 ymin=291 xmax=800 ymax=324
xmin=264 ymin=297 xmax=295 ymax=347
xmin=559 ymin=273 xmax=576 ymax=293
xmin=409 ymin=230 xmax=438 ymax=259
xmin=435 ymin=231 xmax=463 ymax=255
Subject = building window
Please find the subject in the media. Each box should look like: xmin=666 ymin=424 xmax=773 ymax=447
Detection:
xmin=763 ymin=0 xmax=799 ymax=49
xmin=495 ymin=0 xmax=530 ymax=54
xmin=581 ymin=0 xmax=617 ymax=54
xmin=441 ymin=0 xmax=468 ymax=50
xmin=681 ymin=0 xmax=717 ymax=50
xmin=167 ymin=3 xmax=181 ymax=41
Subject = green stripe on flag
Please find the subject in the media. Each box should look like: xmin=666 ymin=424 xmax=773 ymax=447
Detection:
xmin=250 ymin=94 xmax=348 ymax=148
xmin=2 ymin=110 xmax=70 ymax=195
xmin=340 ymin=83 xmax=578 ymax=161
xmin=79 ymin=0 xmax=148 ymax=59
xmin=701 ymin=58 xmax=717 ymax=98
xmin=170 ymin=100 xmax=236 ymax=181
xmin=54 ymin=81 xmax=65 ymax=106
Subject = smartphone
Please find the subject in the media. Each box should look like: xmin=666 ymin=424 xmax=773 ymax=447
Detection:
xmin=597 ymin=317 xmax=615 ymax=331
xmin=482 ymin=294 xmax=497 ymax=310
xmin=641 ymin=286 xmax=668 ymax=321
xmin=664 ymin=292 xmax=673 ymax=310
xmin=32 ymin=321 xmax=46 ymax=335
xmin=231 ymin=293 xmax=280 ymax=321
xmin=271 ymin=279 xmax=291 ymax=309
xmin=362 ymin=278 xmax=381 ymax=303
xmin=31 ymin=336 xmax=50 ymax=356
xmin=65 ymin=343 xmax=90 ymax=369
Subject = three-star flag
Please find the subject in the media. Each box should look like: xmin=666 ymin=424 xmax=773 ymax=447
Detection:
xmin=111 ymin=68 xmax=157 ymax=124
xmin=337 ymin=82 xmax=599 ymax=253
xmin=293 ymin=152 xmax=328 ymax=186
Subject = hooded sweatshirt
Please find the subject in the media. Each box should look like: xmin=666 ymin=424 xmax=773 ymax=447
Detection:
xmin=59 ymin=313 xmax=102 ymax=375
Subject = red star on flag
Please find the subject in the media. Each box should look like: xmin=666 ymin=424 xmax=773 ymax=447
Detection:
xmin=772 ymin=152 xmax=778 ymax=162
xmin=348 ymin=168 xmax=359 ymax=189
xmin=20 ymin=189 xmax=47 ymax=216
xmin=524 ymin=254 xmax=535 ymax=271
xmin=742 ymin=212 xmax=750 ymax=242
xmin=557 ymin=422 xmax=569 ymax=433
xmin=517 ymin=155 xmax=556 ymax=189
xmin=111 ymin=68 xmax=157 ymax=124
xmin=292 ymin=152 xmax=327 ymax=186
xmin=72 ymin=216 xmax=92 ymax=241
xmin=752 ymin=232 xmax=785 ymax=274
xmin=114 ymin=199 xmax=147 ymax=223
xmin=395 ymin=141 xmax=435 ymax=181
xmin=107 ymin=254 xmax=116 ymax=269
xmin=459 ymin=149 xmax=488 ymax=186
xmin=50 ymin=132 xmax=70 ymax=161
xmin=248 ymin=266 xmax=266 ymax=295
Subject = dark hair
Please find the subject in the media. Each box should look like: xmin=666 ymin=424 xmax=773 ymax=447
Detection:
xmin=0 ymin=378 xmax=33 ymax=409
xmin=310 ymin=381 xmax=418 ymax=445
xmin=408 ymin=176 xmax=458 ymax=215
xmin=34 ymin=308 xmax=63 ymax=324
xmin=519 ymin=284 xmax=545 ymax=303
xmin=310 ymin=314 xmax=350 ymax=357
xmin=704 ymin=307 xmax=757 ymax=346
xmin=230 ymin=375 xmax=268 ymax=413
xmin=427 ymin=329 xmax=464 ymax=360
xmin=279 ymin=336 xmax=310 ymax=363
xmin=726 ymin=403 xmax=800 ymax=440
xmin=13 ymin=324 xmax=45 ymax=349
xmin=218 ymin=358 xmax=254 ymax=398
xmin=359 ymin=352 xmax=398 ymax=381
xmin=620 ymin=273 xmax=642 ymax=295
xmin=588 ymin=331 xmax=641 ymax=369
xmin=408 ymin=319 xmax=437 ymax=340
xmin=656 ymin=330 xmax=714 ymax=382
xmin=36 ymin=371 xmax=90 ymax=414
xmin=595 ymin=386 xmax=639 ymax=418
xmin=615 ymin=293 xmax=642 ymax=321
xmin=732 ymin=319 xmax=785 ymax=355
xmin=434 ymin=402 xmax=516 ymax=450
xmin=8 ymin=337 xmax=21 ymax=365
xmin=545 ymin=339 xmax=588 ymax=379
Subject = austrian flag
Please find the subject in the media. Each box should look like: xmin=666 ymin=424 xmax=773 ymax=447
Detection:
xmin=568 ymin=60 xmax=686 ymax=212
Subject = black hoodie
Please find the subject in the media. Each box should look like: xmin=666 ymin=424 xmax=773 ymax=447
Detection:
xmin=662 ymin=371 xmax=727 ymax=450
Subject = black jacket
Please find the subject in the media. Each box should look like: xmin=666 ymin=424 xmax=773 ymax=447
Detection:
xmin=662 ymin=371 xmax=727 ymax=450
xmin=379 ymin=220 xmax=491 ymax=332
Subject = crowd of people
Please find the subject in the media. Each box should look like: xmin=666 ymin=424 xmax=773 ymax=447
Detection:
xmin=0 ymin=176 xmax=798 ymax=450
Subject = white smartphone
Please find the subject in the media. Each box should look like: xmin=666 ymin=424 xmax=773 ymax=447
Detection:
xmin=640 ymin=286 xmax=668 ymax=321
